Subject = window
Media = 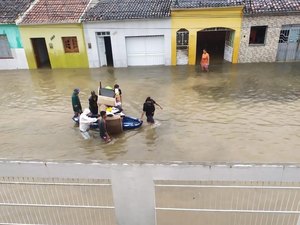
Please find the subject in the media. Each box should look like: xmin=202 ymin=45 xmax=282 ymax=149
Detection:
xmin=0 ymin=35 xmax=13 ymax=58
xmin=176 ymin=29 xmax=189 ymax=49
xmin=62 ymin=37 xmax=79 ymax=53
xmin=249 ymin=26 xmax=267 ymax=45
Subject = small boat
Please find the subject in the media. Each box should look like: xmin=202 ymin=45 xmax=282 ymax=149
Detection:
xmin=73 ymin=115 xmax=142 ymax=130
xmin=122 ymin=116 xmax=143 ymax=130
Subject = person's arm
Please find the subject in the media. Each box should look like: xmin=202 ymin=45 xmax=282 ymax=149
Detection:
xmin=140 ymin=111 xmax=145 ymax=120
xmin=155 ymin=102 xmax=163 ymax=110
xmin=207 ymin=53 xmax=210 ymax=65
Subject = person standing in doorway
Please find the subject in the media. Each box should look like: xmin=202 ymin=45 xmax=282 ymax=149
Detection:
xmin=200 ymin=49 xmax=210 ymax=72
xmin=99 ymin=111 xmax=111 ymax=143
xmin=72 ymin=88 xmax=82 ymax=119
xmin=89 ymin=91 xmax=98 ymax=116
xmin=140 ymin=97 xmax=163 ymax=124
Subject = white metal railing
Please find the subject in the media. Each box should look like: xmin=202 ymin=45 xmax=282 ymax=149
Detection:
xmin=1 ymin=161 xmax=300 ymax=225
xmin=0 ymin=177 xmax=116 ymax=225
xmin=155 ymin=181 xmax=300 ymax=225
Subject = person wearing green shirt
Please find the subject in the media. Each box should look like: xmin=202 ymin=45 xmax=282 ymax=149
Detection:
xmin=72 ymin=88 xmax=82 ymax=119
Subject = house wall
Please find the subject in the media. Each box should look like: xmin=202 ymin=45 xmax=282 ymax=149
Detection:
xmin=238 ymin=15 xmax=300 ymax=63
xmin=171 ymin=6 xmax=243 ymax=65
xmin=0 ymin=24 xmax=29 ymax=70
xmin=19 ymin=24 xmax=89 ymax=69
xmin=83 ymin=19 xmax=171 ymax=68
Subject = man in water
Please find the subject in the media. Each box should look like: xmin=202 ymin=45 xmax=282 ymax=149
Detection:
xmin=141 ymin=97 xmax=163 ymax=124
xmin=89 ymin=90 xmax=98 ymax=115
xmin=72 ymin=88 xmax=82 ymax=119
xmin=79 ymin=108 xmax=100 ymax=139
xmin=99 ymin=111 xmax=111 ymax=143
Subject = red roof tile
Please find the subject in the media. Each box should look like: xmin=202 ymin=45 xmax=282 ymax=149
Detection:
xmin=20 ymin=0 xmax=90 ymax=24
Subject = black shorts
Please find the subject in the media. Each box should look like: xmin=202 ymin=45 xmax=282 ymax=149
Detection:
xmin=146 ymin=115 xmax=155 ymax=123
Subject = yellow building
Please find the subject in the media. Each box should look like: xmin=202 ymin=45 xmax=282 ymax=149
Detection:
xmin=18 ymin=0 xmax=90 ymax=69
xmin=171 ymin=6 xmax=244 ymax=65
xmin=19 ymin=24 xmax=88 ymax=69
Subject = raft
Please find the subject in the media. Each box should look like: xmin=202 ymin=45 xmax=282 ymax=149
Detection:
xmin=73 ymin=115 xmax=142 ymax=131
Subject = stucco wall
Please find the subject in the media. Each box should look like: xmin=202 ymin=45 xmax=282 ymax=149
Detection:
xmin=83 ymin=19 xmax=171 ymax=68
xmin=171 ymin=6 xmax=243 ymax=65
xmin=19 ymin=24 xmax=89 ymax=69
xmin=238 ymin=15 xmax=300 ymax=63
xmin=0 ymin=25 xmax=29 ymax=69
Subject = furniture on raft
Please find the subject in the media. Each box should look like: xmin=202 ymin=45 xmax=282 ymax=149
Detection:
xmin=97 ymin=82 xmax=142 ymax=134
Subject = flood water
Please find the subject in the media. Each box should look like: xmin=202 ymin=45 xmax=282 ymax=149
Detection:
xmin=0 ymin=63 xmax=299 ymax=163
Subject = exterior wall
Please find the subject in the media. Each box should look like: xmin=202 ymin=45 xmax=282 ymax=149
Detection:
xmin=238 ymin=15 xmax=300 ymax=63
xmin=83 ymin=19 xmax=171 ymax=68
xmin=171 ymin=6 xmax=243 ymax=65
xmin=19 ymin=24 xmax=89 ymax=69
xmin=0 ymin=24 xmax=29 ymax=70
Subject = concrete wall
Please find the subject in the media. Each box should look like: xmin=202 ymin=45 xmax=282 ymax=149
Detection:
xmin=238 ymin=15 xmax=300 ymax=63
xmin=0 ymin=24 xmax=29 ymax=69
xmin=83 ymin=19 xmax=172 ymax=68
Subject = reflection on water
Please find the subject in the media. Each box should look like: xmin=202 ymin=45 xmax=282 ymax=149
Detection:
xmin=0 ymin=63 xmax=299 ymax=163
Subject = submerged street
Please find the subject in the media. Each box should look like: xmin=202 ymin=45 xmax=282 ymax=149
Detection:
xmin=0 ymin=63 xmax=299 ymax=163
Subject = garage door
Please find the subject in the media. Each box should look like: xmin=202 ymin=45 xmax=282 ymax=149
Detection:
xmin=126 ymin=36 xmax=165 ymax=66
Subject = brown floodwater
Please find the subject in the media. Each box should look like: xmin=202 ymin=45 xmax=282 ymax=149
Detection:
xmin=0 ymin=63 xmax=299 ymax=163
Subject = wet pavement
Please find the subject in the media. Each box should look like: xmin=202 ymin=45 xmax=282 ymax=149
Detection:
xmin=0 ymin=62 xmax=299 ymax=163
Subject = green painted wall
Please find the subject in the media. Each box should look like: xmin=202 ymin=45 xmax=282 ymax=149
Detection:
xmin=0 ymin=24 xmax=23 ymax=48
xmin=19 ymin=24 xmax=89 ymax=69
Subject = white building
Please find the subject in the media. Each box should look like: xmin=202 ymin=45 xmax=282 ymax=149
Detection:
xmin=82 ymin=0 xmax=172 ymax=68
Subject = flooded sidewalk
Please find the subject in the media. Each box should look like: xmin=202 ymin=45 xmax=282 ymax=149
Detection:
xmin=0 ymin=62 xmax=299 ymax=163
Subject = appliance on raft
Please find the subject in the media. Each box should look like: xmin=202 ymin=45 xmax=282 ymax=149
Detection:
xmin=72 ymin=81 xmax=143 ymax=134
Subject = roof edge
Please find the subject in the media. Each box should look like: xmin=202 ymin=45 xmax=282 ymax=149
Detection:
xmin=16 ymin=0 xmax=40 ymax=25
xmin=171 ymin=5 xmax=244 ymax=11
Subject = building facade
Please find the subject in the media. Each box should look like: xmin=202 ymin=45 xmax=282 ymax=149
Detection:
xmin=82 ymin=0 xmax=172 ymax=68
xmin=18 ymin=0 xmax=90 ymax=69
xmin=0 ymin=0 xmax=34 ymax=70
xmin=238 ymin=0 xmax=300 ymax=63
xmin=170 ymin=1 xmax=244 ymax=66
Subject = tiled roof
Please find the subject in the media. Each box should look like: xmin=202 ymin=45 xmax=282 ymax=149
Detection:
xmin=0 ymin=0 xmax=35 ymax=24
xmin=171 ymin=0 xmax=244 ymax=9
xmin=82 ymin=0 xmax=172 ymax=21
xmin=20 ymin=0 xmax=90 ymax=24
xmin=244 ymin=0 xmax=300 ymax=15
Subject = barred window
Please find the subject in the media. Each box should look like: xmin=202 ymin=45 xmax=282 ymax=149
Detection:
xmin=176 ymin=29 xmax=189 ymax=49
xmin=0 ymin=35 xmax=13 ymax=58
xmin=62 ymin=37 xmax=79 ymax=53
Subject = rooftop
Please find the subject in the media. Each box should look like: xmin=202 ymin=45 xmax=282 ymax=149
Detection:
xmin=82 ymin=0 xmax=172 ymax=21
xmin=171 ymin=0 xmax=244 ymax=9
xmin=0 ymin=0 xmax=35 ymax=24
xmin=244 ymin=0 xmax=300 ymax=15
xmin=20 ymin=0 xmax=90 ymax=24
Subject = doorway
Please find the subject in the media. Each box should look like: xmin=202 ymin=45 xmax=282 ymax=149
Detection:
xmin=276 ymin=25 xmax=300 ymax=62
xmin=31 ymin=38 xmax=51 ymax=68
xmin=196 ymin=28 xmax=234 ymax=64
xmin=96 ymin=32 xmax=114 ymax=67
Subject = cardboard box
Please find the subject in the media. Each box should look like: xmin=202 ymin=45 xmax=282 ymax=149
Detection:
xmin=98 ymin=95 xmax=115 ymax=107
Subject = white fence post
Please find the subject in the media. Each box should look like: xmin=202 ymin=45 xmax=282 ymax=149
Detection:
xmin=111 ymin=164 xmax=156 ymax=225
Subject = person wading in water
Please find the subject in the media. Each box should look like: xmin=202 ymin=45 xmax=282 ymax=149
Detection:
xmin=140 ymin=97 xmax=163 ymax=124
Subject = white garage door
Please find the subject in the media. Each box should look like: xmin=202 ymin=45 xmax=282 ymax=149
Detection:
xmin=126 ymin=36 xmax=165 ymax=66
